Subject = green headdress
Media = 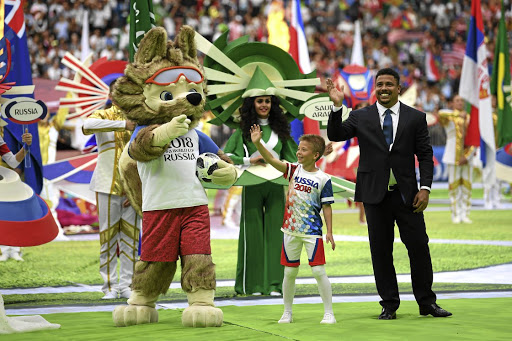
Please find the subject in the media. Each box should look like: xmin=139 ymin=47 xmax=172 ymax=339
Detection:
xmin=194 ymin=30 xmax=320 ymax=128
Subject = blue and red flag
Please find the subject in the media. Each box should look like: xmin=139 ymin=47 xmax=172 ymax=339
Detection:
xmin=43 ymin=153 xmax=97 ymax=184
xmin=459 ymin=0 xmax=495 ymax=183
xmin=2 ymin=0 xmax=43 ymax=194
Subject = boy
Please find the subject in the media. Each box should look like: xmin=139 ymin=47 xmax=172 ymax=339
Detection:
xmin=250 ymin=124 xmax=336 ymax=324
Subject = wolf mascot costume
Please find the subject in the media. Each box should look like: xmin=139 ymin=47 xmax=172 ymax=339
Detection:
xmin=112 ymin=26 xmax=237 ymax=328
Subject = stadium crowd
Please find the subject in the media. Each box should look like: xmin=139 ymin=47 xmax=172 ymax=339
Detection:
xmin=23 ymin=0 xmax=512 ymax=143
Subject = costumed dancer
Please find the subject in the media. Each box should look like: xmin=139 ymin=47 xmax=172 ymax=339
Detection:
xmin=484 ymin=101 xmax=501 ymax=209
xmin=251 ymin=127 xmax=337 ymax=324
xmin=221 ymin=186 xmax=242 ymax=229
xmin=224 ymin=90 xmax=297 ymax=296
xmin=438 ymin=95 xmax=475 ymax=224
xmin=0 ymin=119 xmax=32 ymax=262
xmin=83 ymin=80 xmax=141 ymax=299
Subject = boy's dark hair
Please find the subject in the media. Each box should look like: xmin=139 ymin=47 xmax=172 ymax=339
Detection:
xmin=299 ymin=134 xmax=325 ymax=161
xmin=375 ymin=68 xmax=400 ymax=85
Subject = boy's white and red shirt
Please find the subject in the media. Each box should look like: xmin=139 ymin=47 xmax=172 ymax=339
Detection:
xmin=281 ymin=162 xmax=334 ymax=238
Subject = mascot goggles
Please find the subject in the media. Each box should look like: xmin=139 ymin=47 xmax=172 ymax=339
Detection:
xmin=145 ymin=66 xmax=204 ymax=85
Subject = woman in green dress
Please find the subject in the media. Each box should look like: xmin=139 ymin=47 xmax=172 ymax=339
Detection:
xmin=224 ymin=95 xmax=298 ymax=296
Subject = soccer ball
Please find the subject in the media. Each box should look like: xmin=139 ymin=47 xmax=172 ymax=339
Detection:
xmin=196 ymin=152 xmax=220 ymax=182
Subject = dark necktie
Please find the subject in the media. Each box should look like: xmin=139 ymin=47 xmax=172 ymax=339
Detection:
xmin=383 ymin=109 xmax=393 ymax=146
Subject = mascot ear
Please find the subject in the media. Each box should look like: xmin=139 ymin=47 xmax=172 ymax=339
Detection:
xmin=174 ymin=25 xmax=197 ymax=60
xmin=134 ymin=27 xmax=168 ymax=65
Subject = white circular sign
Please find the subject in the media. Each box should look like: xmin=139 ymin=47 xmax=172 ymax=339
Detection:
xmin=300 ymin=96 xmax=352 ymax=122
xmin=1 ymin=97 xmax=48 ymax=124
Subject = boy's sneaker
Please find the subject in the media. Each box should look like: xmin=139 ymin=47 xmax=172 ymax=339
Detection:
xmin=278 ymin=311 xmax=293 ymax=323
xmin=320 ymin=312 xmax=336 ymax=324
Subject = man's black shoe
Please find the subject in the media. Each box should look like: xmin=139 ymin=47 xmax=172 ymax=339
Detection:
xmin=378 ymin=308 xmax=397 ymax=320
xmin=419 ymin=303 xmax=452 ymax=317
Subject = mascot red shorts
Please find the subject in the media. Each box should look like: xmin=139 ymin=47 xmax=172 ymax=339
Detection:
xmin=141 ymin=205 xmax=211 ymax=262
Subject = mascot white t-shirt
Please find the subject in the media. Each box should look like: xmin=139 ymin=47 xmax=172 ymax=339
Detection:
xmin=129 ymin=128 xmax=219 ymax=212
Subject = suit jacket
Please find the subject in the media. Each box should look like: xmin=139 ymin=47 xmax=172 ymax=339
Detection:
xmin=327 ymin=102 xmax=433 ymax=206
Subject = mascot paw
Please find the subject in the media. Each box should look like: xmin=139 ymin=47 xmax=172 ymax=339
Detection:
xmin=152 ymin=114 xmax=191 ymax=146
xmin=182 ymin=305 xmax=223 ymax=327
xmin=113 ymin=305 xmax=158 ymax=327
xmin=210 ymin=160 xmax=238 ymax=186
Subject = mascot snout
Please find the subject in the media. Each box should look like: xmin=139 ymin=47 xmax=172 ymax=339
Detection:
xmin=187 ymin=92 xmax=202 ymax=106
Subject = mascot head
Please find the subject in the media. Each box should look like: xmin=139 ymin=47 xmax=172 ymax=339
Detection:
xmin=113 ymin=26 xmax=206 ymax=127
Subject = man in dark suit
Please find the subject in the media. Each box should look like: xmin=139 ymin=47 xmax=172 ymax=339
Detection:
xmin=326 ymin=68 xmax=452 ymax=320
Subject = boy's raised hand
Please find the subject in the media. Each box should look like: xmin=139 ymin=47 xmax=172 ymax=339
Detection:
xmin=250 ymin=124 xmax=262 ymax=144
xmin=326 ymin=233 xmax=336 ymax=250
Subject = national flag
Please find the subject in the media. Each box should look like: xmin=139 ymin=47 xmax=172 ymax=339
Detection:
xmin=129 ymin=0 xmax=156 ymax=62
xmin=425 ymin=49 xmax=440 ymax=82
xmin=350 ymin=20 xmax=364 ymax=67
xmin=289 ymin=0 xmax=311 ymax=74
xmin=440 ymin=46 xmax=465 ymax=66
xmin=459 ymin=0 xmax=495 ymax=182
xmin=288 ymin=0 xmax=319 ymax=139
xmin=490 ymin=0 xmax=512 ymax=148
xmin=43 ymin=153 xmax=97 ymax=184
xmin=2 ymin=0 xmax=43 ymax=194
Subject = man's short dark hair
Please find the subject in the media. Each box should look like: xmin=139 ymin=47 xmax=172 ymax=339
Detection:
xmin=375 ymin=68 xmax=400 ymax=85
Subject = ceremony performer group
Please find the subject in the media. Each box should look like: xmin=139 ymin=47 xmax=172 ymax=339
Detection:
xmin=83 ymin=81 xmax=141 ymax=300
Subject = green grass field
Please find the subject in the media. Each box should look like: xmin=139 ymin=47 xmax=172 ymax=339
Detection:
xmin=2 ymin=207 xmax=511 ymax=307
xmin=1 ymin=189 xmax=511 ymax=340
xmin=3 ymin=298 xmax=512 ymax=341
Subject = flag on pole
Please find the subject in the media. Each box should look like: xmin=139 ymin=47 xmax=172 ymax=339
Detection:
xmin=288 ymin=0 xmax=319 ymax=140
xmin=80 ymin=10 xmax=90 ymax=62
xmin=129 ymin=0 xmax=156 ymax=62
xmin=2 ymin=0 xmax=43 ymax=194
xmin=425 ymin=49 xmax=440 ymax=82
xmin=350 ymin=20 xmax=364 ymax=67
xmin=459 ymin=0 xmax=495 ymax=180
xmin=289 ymin=0 xmax=311 ymax=74
xmin=490 ymin=0 xmax=512 ymax=148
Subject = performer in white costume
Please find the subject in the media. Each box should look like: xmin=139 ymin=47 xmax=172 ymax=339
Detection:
xmin=83 ymin=85 xmax=140 ymax=299
xmin=484 ymin=110 xmax=501 ymax=209
xmin=438 ymin=95 xmax=475 ymax=224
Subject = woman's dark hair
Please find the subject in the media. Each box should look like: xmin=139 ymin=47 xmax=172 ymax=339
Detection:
xmin=239 ymin=96 xmax=291 ymax=141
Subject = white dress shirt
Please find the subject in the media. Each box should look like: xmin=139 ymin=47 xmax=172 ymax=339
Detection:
xmin=332 ymin=102 xmax=431 ymax=192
